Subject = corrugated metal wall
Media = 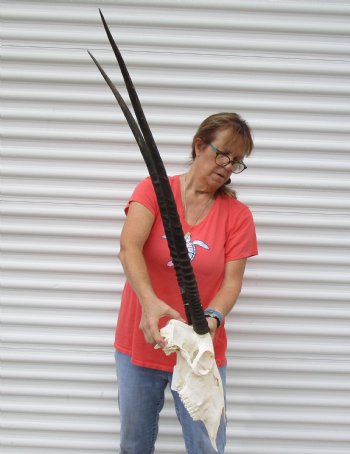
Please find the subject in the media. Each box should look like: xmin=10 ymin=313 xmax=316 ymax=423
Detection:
xmin=1 ymin=1 xmax=350 ymax=453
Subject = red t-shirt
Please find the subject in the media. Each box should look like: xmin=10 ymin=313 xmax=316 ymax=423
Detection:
xmin=115 ymin=175 xmax=258 ymax=371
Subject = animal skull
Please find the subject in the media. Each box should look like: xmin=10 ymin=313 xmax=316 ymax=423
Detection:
xmin=157 ymin=319 xmax=225 ymax=450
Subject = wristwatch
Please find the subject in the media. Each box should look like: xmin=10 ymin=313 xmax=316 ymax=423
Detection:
xmin=204 ymin=308 xmax=223 ymax=328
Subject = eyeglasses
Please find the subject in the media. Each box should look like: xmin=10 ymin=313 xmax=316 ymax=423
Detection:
xmin=209 ymin=144 xmax=247 ymax=174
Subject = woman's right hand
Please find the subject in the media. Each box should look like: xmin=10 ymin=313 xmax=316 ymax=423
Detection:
xmin=139 ymin=296 xmax=185 ymax=348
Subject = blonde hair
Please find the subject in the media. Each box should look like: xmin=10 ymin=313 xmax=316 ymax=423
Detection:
xmin=191 ymin=113 xmax=254 ymax=198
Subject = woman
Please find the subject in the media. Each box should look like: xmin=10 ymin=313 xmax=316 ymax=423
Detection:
xmin=115 ymin=112 xmax=258 ymax=453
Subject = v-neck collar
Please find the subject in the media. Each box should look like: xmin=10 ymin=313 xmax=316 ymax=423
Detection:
xmin=174 ymin=174 xmax=218 ymax=232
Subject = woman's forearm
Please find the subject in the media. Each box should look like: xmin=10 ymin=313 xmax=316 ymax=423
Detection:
xmin=208 ymin=258 xmax=247 ymax=317
xmin=119 ymin=244 xmax=184 ymax=346
xmin=119 ymin=245 xmax=156 ymax=305
xmin=209 ymin=283 xmax=242 ymax=317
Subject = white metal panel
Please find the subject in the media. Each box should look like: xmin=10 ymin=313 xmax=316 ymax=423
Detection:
xmin=1 ymin=0 xmax=350 ymax=453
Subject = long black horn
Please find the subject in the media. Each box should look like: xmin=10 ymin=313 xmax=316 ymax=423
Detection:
xmin=96 ymin=9 xmax=187 ymax=314
xmin=88 ymin=49 xmax=190 ymax=326
xmin=89 ymin=11 xmax=209 ymax=335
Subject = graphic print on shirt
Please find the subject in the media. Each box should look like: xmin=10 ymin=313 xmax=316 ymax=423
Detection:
xmin=162 ymin=233 xmax=209 ymax=267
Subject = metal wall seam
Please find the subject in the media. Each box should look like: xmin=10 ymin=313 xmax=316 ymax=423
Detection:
xmin=1 ymin=1 xmax=350 ymax=453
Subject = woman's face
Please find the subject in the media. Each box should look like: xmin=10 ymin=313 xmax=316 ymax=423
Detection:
xmin=194 ymin=127 xmax=246 ymax=191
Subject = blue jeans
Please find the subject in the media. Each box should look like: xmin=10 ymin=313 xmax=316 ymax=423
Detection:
xmin=115 ymin=351 xmax=226 ymax=454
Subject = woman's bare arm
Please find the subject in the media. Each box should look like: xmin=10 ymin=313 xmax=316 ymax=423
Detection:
xmin=119 ymin=202 xmax=184 ymax=347
xmin=206 ymin=258 xmax=247 ymax=338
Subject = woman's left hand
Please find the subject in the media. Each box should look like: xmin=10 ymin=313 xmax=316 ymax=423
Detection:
xmin=206 ymin=316 xmax=218 ymax=342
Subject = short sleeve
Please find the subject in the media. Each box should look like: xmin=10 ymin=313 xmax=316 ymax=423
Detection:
xmin=124 ymin=177 xmax=159 ymax=216
xmin=225 ymin=203 xmax=258 ymax=262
